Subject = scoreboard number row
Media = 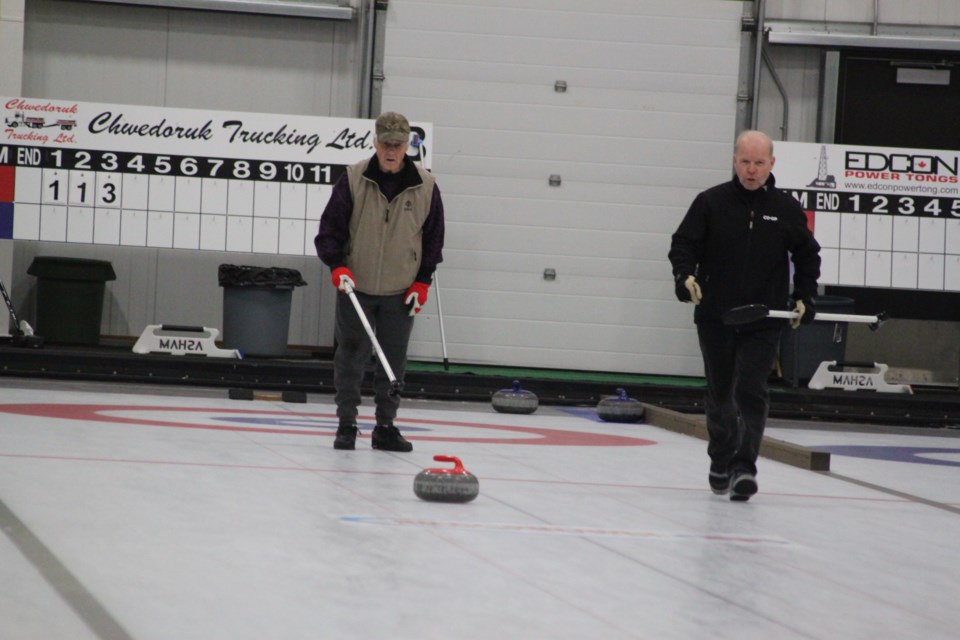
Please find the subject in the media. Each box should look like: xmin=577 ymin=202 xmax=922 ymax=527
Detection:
xmin=795 ymin=189 xmax=960 ymax=218
xmin=6 ymin=145 xmax=338 ymax=183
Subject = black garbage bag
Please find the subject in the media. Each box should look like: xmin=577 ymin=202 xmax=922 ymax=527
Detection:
xmin=218 ymin=264 xmax=307 ymax=290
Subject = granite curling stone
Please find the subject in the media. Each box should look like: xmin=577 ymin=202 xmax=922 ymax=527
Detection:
xmin=596 ymin=388 xmax=645 ymax=423
xmin=414 ymin=455 xmax=480 ymax=503
xmin=491 ymin=379 xmax=539 ymax=414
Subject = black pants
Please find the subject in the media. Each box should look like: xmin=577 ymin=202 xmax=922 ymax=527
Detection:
xmin=697 ymin=321 xmax=781 ymax=476
xmin=333 ymin=291 xmax=415 ymax=425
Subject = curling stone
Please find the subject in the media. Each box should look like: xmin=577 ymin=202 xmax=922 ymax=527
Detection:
xmin=596 ymin=388 xmax=645 ymax=423
xmin=491 ymin=380 xmax=539 ymax=414
xmin=414 ymin=455 xmax=479 ymax=503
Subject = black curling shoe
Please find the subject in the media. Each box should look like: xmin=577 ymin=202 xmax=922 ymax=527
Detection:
xmin=730 ymin=471 xmax=758 ymax=502
xmin=709 ymin=462 xmax=730 ymax=495
xmin=334 ymin=423 xmax=359 ymax=450
xmin=371 ymin=425 xmax=413 ymax=452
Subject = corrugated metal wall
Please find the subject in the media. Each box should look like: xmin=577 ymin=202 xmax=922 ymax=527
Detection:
xmin=381 ymin=0 xmax=745 ymax=375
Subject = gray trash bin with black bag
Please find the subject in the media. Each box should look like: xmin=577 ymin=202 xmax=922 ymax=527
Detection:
xmin=779 ymin=295 xmax=856 ymax=386
xmin=218 ymin=265 xmax=307 ymax=357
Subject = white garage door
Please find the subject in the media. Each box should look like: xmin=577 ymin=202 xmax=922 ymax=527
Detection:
xmin=381 ymin=0 xmax=746 ymax=376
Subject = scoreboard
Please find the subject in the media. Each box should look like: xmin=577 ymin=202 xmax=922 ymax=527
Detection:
xmin=775 ymin=141 xmax=960 ymax=292
xmin=0 ymin=97 xmax=432 ymax=255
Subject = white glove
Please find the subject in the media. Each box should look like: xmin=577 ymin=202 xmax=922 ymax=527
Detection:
xmin=684 ymin=275 xmax=702 ymax=305
xmin=790 ymin=299 xmax=805 ymax=329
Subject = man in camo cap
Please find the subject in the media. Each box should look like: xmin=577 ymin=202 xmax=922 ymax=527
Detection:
xmin=315 ymin=112 xmax=445 ymax=452
xmin=375 ymin=112 xmax=410 ymax=143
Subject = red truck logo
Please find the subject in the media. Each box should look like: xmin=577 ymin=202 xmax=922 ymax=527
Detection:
xmin=5 ymin=112 xmax=77 ymax=130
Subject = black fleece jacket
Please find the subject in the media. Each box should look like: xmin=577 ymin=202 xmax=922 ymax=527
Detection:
xmin=668 ymin=174 xmax=821 ymax=326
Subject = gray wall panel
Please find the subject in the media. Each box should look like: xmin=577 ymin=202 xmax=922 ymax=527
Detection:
xmin=385 ymin=0 xmax=745 ymax=375
xmin=23 ymin=0 xmax=169 ymax=105
xmin=23 ymin=0 xmax=357 ymax=115
xmin=386 ymin=31 xmax=740 ymax=77
xmin=448 ymin=199 xmax=688 ymax=235
xmin=398 ymin=58 xmax=741 ymax=95
xmin=441 ymin=249 xmax=670 ymax=282
xmin=164 ymin=11 xmax=342 ymax=113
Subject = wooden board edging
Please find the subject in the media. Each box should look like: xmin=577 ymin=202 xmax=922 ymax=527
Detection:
xmin=641 ymin=403 xmax=831 ymax=472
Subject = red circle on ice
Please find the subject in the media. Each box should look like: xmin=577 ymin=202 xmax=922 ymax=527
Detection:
xmin=0 ymin=404 xmax=656 ymax=447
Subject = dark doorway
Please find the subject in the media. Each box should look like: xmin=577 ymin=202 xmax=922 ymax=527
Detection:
xmin=836 ymin=51 xmax=960 ymax=150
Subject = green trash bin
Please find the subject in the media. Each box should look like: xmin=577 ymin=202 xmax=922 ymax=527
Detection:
xmin=27 ymin=257 xmax=116 ymax=345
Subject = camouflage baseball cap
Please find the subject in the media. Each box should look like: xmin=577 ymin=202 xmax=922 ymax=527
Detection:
xmin=375 ymin=112 xmax=410 ymax=144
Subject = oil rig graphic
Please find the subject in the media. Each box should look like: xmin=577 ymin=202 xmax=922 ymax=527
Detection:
xmin=807 ymin=145 xmax=837 ymax=188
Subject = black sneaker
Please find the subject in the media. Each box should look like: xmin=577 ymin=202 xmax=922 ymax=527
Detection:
xmin=333 ymin=422 xmax=359 ymax=450
xmin=730 ymin=471 xmax=758 ymax=502
xmin=371 ymin=425 xmax=413 ymax=452
xmin=709 ymin=463 xmax=730 ymax=495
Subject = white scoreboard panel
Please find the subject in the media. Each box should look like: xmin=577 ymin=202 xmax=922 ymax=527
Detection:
xmin=775 ymin=141 xmax=960 ymax=292
xmin=0 ymin=97 xmax=432 ymax=255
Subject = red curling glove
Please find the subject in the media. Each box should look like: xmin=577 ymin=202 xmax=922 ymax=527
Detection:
xmin=404 ymin=282 xmax=430 ymax=316
xmin=331 ymin=267 xmax=355 ymax=292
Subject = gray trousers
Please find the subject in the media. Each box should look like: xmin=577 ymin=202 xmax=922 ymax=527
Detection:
xmin=333 ymin=290 xmax=415 ymax=425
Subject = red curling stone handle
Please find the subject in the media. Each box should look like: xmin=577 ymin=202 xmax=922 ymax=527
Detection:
xmin=427 ymin=455 xmax=467 ymax=474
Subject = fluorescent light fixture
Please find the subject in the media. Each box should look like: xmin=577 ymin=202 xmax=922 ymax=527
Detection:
xmin=896 ymin=67 xmax=951 ymax=85
xmin=79 ymin=0 xmax=354 ymax=20
xmin=766 ymin=23 xmax=960 ymax=52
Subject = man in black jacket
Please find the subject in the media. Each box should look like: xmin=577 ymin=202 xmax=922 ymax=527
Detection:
xmin=668 ymin=130 xmax=821 ymax=501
